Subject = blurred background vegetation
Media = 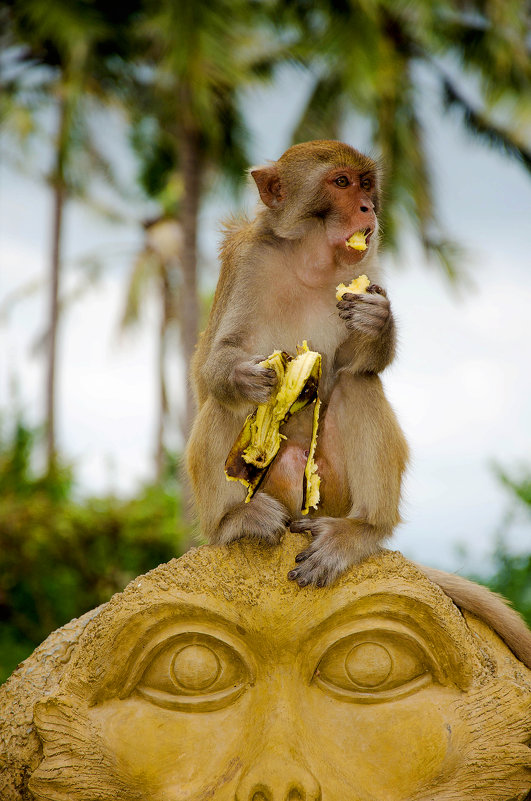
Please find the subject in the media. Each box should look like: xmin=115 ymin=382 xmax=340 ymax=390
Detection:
xmin=1 ymin=0 xmax=530 ymax=683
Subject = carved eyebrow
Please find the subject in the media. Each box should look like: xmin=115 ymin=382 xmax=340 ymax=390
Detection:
xmin=88 ymin=601 xmax=252 ymax=704
xmin=305 ymin=593 xmax=478 ymax=689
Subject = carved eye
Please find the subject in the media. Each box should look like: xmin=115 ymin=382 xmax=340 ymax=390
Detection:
xmin=360 ymin=176 xmax=372 ymax=191
xmin=334 ymin=175 xmax=350 ymax=187
xmin=135 ymin=633 xmax=250 ymax=711
xmin=314 ymin=630 xmax=433 ymax=703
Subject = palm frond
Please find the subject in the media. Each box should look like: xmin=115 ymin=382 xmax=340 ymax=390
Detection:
xmin=442 ymin=77 xmax=531 ymax=174
xmin=120 ymin=249 xmax=160 ymax=329
xmin=291 ymin=72 xmax=343 ymax=142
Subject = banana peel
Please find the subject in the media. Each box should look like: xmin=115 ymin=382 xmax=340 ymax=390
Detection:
xmin=225 ymin=342 xmax=321 ymax=511
xmin=336 ymin=273 xmax=370 ymax=301
xmin=301 ymin=396 xmax=321 ymax=515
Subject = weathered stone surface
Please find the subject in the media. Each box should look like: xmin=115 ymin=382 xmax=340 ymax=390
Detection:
xmin=0 ymin=606 xmax=103 ymax=800
xmin=1 ymin=536 xmax=530 ymax=800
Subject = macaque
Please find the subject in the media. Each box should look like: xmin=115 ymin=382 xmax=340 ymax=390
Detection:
xmin=187 ymin=139 xmax=407 ymax=587
xmin=185 ymin=138 xmax=531 ymax=671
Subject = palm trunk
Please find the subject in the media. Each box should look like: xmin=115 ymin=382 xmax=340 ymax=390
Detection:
xmin=46 ymin=98 xmax=68 ymax=474
xmin=155 ymin=270 xmax=170 ymax=483
xmin=178 ymin=114 xmax=201 ymax=548
xmin=179 ymin=126 xmax=200 ymax=439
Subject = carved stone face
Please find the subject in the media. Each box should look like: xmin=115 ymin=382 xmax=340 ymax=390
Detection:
xmin=29 ymin=539 xmax=531 ymax=801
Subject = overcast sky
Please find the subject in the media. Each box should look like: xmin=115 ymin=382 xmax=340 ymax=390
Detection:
xmin=1 ymin=64 xmax=530 ymax=574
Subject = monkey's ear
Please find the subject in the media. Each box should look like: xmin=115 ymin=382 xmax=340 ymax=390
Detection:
xmin=250 ymin=166 xmax=285 ymax=209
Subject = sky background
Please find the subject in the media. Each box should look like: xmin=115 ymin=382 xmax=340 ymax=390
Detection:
xmin=1 ymin=64 xmax=530 ymax=573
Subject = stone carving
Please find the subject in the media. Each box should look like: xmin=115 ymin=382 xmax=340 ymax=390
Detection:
xmin=1 ymin=536 xmax=531 ymax=800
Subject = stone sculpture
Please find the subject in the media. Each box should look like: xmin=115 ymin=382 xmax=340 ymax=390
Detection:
xmin=1 ymin=536 xmax=531 ymax=800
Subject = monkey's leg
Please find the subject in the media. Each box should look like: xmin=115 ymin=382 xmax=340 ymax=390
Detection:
xmin=288 ymin=373 xmax=409 ymax=587
xmin=186 ymin=399 xmax=289 ymax=546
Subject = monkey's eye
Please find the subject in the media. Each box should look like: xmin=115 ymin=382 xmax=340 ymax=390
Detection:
xmin=314 ymin=630 xmax=433 ymax=703
xmin=334 ymin=175 xmax=350 ymax=188
xmin=134 ymin=632 xmax=250 ymax=712
xmin=360 ymin=176 xmax=372 ymax=191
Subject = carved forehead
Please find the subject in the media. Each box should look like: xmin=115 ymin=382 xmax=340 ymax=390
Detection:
xmin=59 ymin=539 xmax=489 ymax=699
xmin=278 ymin=140 xmax=377 ymax=174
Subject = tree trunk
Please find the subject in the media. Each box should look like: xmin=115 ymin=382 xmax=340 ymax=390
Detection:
xmin=155 ymin=269 xmax=170 ymax=483
xmin=45 ymin=98 xmax=68 ymax=474
xmin=179 ymin=126 xmax=200 ymax=440
xmin=178 ymin=115 xmax=201 ymax=548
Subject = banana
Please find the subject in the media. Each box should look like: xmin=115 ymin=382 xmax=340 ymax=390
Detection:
xmin=336 ymin=273 xmax=370 ymax=301
xmin=225 ymin=342 xmax=321 ymax=508
xmin=345 ymin=230 xmax=368 ymax=251
xmin=301 ymin=396 xmax=321 ymax=515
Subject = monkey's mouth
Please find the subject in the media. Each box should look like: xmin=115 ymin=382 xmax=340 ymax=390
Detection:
xmin=345 ymin=228 xmax=373 ymax=252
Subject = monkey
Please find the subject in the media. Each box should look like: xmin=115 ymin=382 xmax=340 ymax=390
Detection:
xmin=185 ymin=139 xmax=531 ymax=668
xmin=187 ymin=139 xmax=404 ymax=588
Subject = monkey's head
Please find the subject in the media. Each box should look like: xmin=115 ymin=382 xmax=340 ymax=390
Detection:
xmin=251 ymin=140 xmax=380 ymax=265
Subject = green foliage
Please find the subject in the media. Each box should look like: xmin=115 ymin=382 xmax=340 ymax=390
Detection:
xmin=283 ymin=0 xmax=531 ymax=277
xmin=482 ymin=544 xmax=531 ymax=629
xmin=0 ymin=422 xmax=187 ymax=683
xmin=469 ymin=466 xmax=531 ymax=628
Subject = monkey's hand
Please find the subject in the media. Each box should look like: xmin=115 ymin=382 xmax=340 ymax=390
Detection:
xmin=231 ymin=355 xmax=278 ymax=404
xmin=337 ymin=284 xmax=390 ymax=338
xmin=287 ymin=517 xmax=384 ymax=587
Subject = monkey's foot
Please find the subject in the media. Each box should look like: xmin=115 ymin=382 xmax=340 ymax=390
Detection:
xmin=287 ymin=517 xmax=385 ymax=587
xmin=216 ymin=493 xmax=290 ymax=547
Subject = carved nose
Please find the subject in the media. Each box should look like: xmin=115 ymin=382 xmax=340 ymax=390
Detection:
xmin=236 ymin=757 xmax=321 ymax=801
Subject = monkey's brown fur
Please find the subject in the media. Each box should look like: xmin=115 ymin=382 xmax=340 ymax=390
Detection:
xmin=186 ymin=140 xmax=531 ymax=666
xmin=188 ymin=140 xmax=402 ymax=582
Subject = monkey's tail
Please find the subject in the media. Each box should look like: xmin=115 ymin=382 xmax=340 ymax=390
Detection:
xmin=416 ymin=564 xmax=531 ymax=670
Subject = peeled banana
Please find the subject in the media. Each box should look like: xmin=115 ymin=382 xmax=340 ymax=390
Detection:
xmin=225 ymin=342 xmax=321 ymax=511
xmin=335 ymin=274 xmax=371 ymax=301
xmin=346 ymin=230 xmax=368 ymax=251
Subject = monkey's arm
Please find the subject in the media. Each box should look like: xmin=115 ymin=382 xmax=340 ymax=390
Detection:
xmin=335 ymin=285 xmax=396 ymax=374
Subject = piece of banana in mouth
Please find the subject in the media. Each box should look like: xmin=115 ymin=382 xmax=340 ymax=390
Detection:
xmin=345 ymin=229 xmax=369 ymax=251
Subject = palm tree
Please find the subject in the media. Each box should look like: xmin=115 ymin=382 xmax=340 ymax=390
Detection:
xmin=121 ymin=216 xmax=183 ymax=482
xmin=286 ymin=0 xmax=530 ymax=278
xmin=1 ymin=0 xmax=137 ymax=473
xmin=131 ymin=0 xmax=283 ymax=441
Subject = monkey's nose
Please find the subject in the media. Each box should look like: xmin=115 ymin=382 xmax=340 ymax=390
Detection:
xmin=360 ymin=204 xmax=370 ymax=212
xmin=236 ymin=757 xmax=321 ymax=801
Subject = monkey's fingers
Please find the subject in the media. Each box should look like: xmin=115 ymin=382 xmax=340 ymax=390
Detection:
xmin=253 ymin=365 xmax=278 ymax=386
xmin=289 ymin=519 xmax=316 ymax=535
xmin=367 ymin=283 xmax=387 ymax=297
xmin=288 ymin=545 xmax=340 ymax=587
xmin=338 ymin=306 xmax=388 ymax=322
xmin=338 ymin=302 xmax=388 ymax=317
xmin=244 ymin=374 xmax=278 ymax=404
xmin=234 ymin=361 xmax=278 ymax=404
xmin=337 ymin=293 xmax=388 ymax=309
xmin=339 ymin=311 xmax=389 ymax=336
